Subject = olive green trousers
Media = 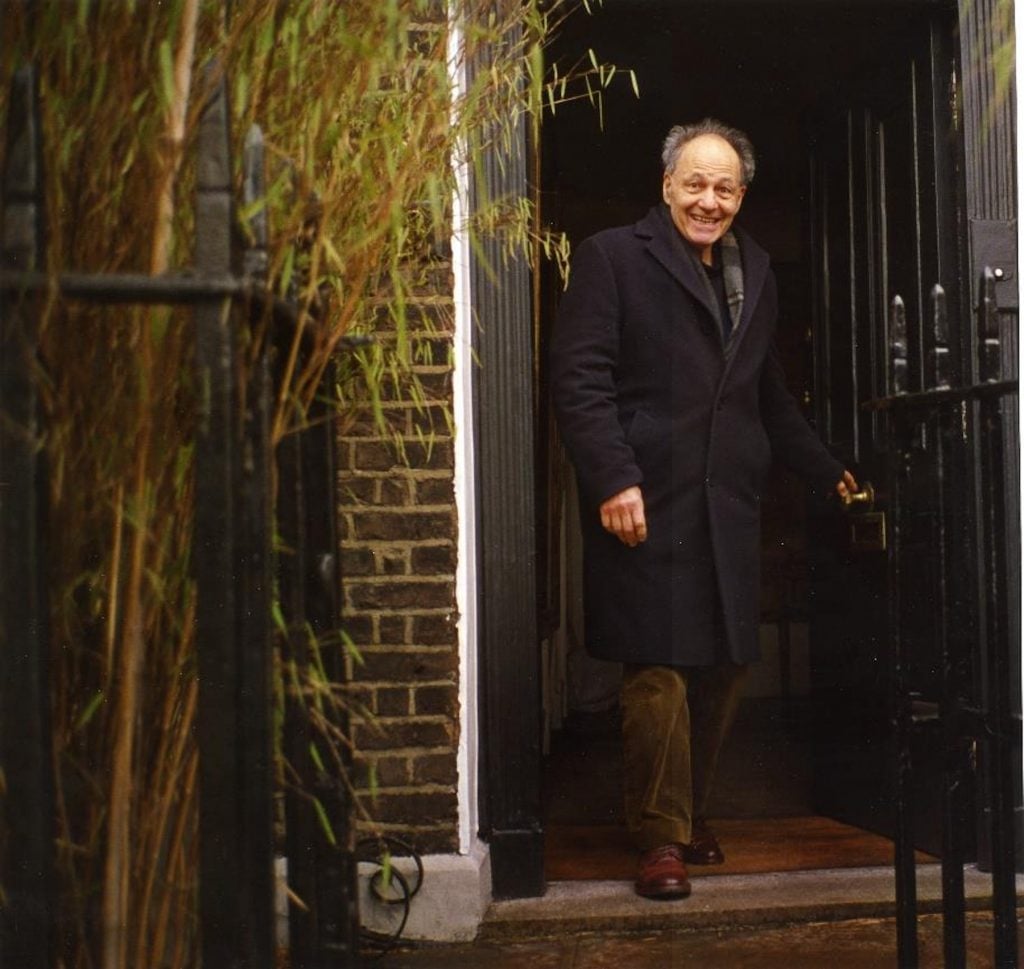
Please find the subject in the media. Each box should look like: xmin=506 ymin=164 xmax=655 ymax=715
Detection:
xmin=621 ymin=663 xmax=748 ymax=851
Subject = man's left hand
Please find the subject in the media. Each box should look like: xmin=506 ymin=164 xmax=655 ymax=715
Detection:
xmin=835 ymin=470 xmax=858 ymax=500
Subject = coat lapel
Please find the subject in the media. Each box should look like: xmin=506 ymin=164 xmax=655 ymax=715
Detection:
xmin=634 ymin=207 xmax=774 ymax=357
xmin=636 ymin=206 xmax=721 ymax=336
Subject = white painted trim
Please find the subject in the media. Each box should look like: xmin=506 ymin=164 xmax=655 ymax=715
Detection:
xmin=448 ymin=8 xmax=481 ymax=858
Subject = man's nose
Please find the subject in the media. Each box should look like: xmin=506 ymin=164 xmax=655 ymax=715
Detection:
xmin=697 ymin=187 xmax=717 ymax=208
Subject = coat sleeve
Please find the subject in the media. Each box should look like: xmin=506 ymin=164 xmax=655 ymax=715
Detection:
xmin=759 ymin=343 xmax=846 ymax=491
xmin=549 ymin=236 xmax=643 ymax=507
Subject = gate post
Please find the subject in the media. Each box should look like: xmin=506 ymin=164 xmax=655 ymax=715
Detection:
xmin=0 ymin=65 xmax=57 ymax=969
xmin=194 ymin=70 xmax=275 ymax=969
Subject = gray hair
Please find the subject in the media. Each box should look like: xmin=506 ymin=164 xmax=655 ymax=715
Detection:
xmin=661 ymin=119 xmax=756 ymax=186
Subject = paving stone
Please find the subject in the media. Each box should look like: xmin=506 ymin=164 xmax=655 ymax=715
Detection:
xmin=373 ymin=938 xmax=573 ymax=968
xmin=372 ymin=914 xmax=1022 ymax=969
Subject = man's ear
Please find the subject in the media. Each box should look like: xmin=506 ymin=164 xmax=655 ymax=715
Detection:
xmin=662 ymin=171 xmax=672 ymax=204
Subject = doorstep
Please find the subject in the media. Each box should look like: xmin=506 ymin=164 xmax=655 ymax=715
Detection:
xmin=480 ymin=865 xmax=1019 ymax=942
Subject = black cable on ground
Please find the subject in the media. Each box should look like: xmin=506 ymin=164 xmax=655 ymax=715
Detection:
xmin=356 ymin=836 xmax=425 ymax=959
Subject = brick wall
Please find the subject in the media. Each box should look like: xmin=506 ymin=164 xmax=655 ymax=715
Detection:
xmin=339 ymin=281 xmax=462 ymax=855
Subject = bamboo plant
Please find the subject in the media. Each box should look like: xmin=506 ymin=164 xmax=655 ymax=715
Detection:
xmin=0 ymin=1 xmax=633 ymax=966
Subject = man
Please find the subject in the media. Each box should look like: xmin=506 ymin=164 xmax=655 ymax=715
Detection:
xmin=549 ymin=119 xmax=856 ymax=900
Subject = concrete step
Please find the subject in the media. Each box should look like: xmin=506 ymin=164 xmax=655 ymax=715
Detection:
xmin=481 ymin=865 xmax=1017 ymax=942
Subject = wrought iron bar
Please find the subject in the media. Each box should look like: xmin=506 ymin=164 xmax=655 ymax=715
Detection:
xmin=887 ymin=295 xmax=918 ymax=968
xmin=0 ymin=63 xmax=56 ymax=969
xmin=892 ymin=442 xmax=919 ymax=969
xmin=193 ymin=68 xmax=275 ymax=969
xmin=917 ymin=281 xmax=968 ymax=968
xmin=244 ymin=125 xmax=269 ymax=282
xmin=863 ymin=379 xmax=1017 ymax=413
xmin=0 ymin=269 xmax=244 ymax=299
xmin=278 ymin=419 xmax=317 ymax=964
xmin=237 ymin=121 xmax=277 ymax=967
xmin=0 ymin=270 xmax=371 ymax=354
xmin=304 ymin=383 xmax=359 ymax=962
xmin=890 ymin=294 xmax=909 ymax=396
xmin=936 ymin=421 xmax=968 ymax=969
xmin=930 ymin=284 xmax=951 ymax=390
xmin=278 ymin=348 xmax=358 ymax=968
xmin=975 ymin=269 xmax=1019 ymax=969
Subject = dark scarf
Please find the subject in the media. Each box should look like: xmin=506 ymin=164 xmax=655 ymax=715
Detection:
xmin=660 ymin=206 xmax=745 ymax=353
xmin=683 ymin=230 xmax=745 ymax=353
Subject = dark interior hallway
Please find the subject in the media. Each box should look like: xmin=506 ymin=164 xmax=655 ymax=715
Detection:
xmin=536 ymin=0 xmax=944 ymax=876
xmin=542 ymin=701 xmax=934 ymax=880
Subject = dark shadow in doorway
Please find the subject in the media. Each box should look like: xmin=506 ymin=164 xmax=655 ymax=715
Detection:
xmin=542 ymin=699 xmax=932 ymax=881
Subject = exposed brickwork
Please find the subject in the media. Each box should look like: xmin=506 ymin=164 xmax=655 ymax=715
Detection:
xmin=339 ymin=261 xmax=462 ymax=854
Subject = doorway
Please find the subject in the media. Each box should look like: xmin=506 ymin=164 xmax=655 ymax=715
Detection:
xmin=534 ymin=0 xmax=960 ymax=882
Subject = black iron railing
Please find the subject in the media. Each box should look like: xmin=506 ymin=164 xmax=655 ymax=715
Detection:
xmin=866 ymin=271 xmax=1020 ymax=969
xmin=0 ymin=64 xmax=359 ymax=968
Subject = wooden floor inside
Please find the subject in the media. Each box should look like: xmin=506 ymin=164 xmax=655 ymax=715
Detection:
xmin=546 ymin=816 xmax=934 ymax=881
xmin=544 ymin=699 xmax=934 ymax=881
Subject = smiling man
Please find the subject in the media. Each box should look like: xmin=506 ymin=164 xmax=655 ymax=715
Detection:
xmin=550 ymin=119 xmax=856 ymax=900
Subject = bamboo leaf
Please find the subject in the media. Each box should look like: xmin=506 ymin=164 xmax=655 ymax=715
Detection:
xmin=272 ymin=601 xmax=287 ymax=634
xmin=75 ymin=692 xmax=105 ymax=731
xmin=312 ymin=796 xmax=337 ymax=846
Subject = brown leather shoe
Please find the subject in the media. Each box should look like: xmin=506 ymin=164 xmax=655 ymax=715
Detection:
xmin=682 ymin=819 xmax=724 ymax=866
xmin=635 ymin=843 xmax=692 ymax=899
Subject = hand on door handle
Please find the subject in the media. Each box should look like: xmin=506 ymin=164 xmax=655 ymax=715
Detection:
xmin=840 ymin=481 xmax=875 ymax=511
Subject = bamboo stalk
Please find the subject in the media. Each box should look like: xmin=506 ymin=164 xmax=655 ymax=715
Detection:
xmin=100 ymin=464 xmax=150 ymax=969
xmin=150 ymin=0 xmax=200 ymax=276
xmin=100 ymin=3 xmax=200 ymax=967
xmin=132 ymin=666 xmax=197 ymax=969
xmin=151 ymin=748 xmax=199 ymax=969
xmin=104 ymin=485 xmax=125 ymax=693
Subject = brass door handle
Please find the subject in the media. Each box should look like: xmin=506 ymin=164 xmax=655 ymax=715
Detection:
xmin=841 ymin=481 xmax=875 ymax=511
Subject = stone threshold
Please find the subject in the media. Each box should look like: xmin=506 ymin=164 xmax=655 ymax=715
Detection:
xmin=481 ymin=865 xmax=1020 ymax=942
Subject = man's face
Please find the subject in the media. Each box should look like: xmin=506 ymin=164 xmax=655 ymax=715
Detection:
xmin=662 ymin=134 xmax=746 ymax=263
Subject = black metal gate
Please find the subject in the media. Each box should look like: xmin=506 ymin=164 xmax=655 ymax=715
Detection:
xmin=866 ymin=271 xmax=1020 ymax=968
xmin=0 ymin=64 xmax=359 ymax=968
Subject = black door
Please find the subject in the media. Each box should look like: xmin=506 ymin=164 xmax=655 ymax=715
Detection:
xmin=805 ymin=8 xmax=964 ymax=854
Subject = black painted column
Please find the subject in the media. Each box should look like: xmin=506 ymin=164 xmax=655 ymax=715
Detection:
xmin=194 ymin=73 xmax=275 ymax=969
xmin=470 ymin=31 xmax=545 ymax=899
xmin=0 ymin=65 xmax=56 ymax=969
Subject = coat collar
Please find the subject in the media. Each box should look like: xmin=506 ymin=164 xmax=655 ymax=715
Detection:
xmin=634 ymin=204 xmax=771 ymax=336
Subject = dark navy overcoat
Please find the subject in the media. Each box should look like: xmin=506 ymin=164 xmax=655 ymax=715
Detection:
xmin=550 ymin=205 xmax=844 ymax=666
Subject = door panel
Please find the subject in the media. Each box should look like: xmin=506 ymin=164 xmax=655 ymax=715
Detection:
xmin=807 ymin=11 xmax=963 ymax=853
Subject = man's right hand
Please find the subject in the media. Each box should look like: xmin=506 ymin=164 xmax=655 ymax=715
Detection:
xmin=600 ymin=485 xmax=648 ymax=547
